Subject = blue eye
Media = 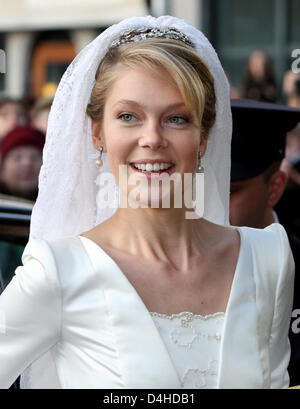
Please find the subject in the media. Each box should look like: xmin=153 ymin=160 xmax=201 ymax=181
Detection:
xmin=119 ymin=113 xmax=136 ymax=122
xmin=168 ymin=116 xmax=188 ymax=124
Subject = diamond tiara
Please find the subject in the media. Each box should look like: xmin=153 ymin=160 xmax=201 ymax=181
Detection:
xmin=110 ymin=27 xmax=194 ymax=49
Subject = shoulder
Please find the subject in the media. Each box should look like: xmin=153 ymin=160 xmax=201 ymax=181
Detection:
xmin=238 ymin=222 xmax=287 ymax=242
xmin=10 ymin=238 xmax=63 ymax=302
xmin=238 ymin=223 xmax=295 ymax=295
xmin=18 ymin=236 xmax=87 ymax=288
xmin=238 ymin=222 xmax=292 ymax=262
xmin=22 ymin=238 xmax=57 ymax=271
xmin=23 ymin=235 xmax=86 ymax=261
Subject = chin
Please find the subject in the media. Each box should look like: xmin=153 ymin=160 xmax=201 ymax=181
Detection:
xmin=125 ymin=183 xmax=178 ymax=210
xmin=14 ymin=188 xmax=38 ymax=201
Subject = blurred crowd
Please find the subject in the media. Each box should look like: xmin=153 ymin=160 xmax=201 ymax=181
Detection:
xmin=231 ymin=49 xmax=300 ymax=108
xmin=0 ymin=93 xmax=53 ymax=291
xmin=0 ymin=94 xmax=53 ymax=201
xmin=231 ymin=49 xmax=300 ymax=203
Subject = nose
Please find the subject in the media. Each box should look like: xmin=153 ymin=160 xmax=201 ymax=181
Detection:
xmin=20 ymin=154 xmax=40 ymax=169
xmin=19 ymin=156 xmax=32 ymax=170
xmin=138 ymin=120 xmax=168 ymax=150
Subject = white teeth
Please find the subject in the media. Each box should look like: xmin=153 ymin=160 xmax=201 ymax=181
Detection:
xmin=132 ymin=162 xmax=173 ymax=172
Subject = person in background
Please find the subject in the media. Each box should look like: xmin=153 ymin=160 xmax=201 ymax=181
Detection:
xmin=0 ymin=125 xmax=44 ymax=291
xmin=241 ymin=50 xmax=278 ymax=103
xmin=31 ymin=97 xmax=53 ymax=134
xmin=0 ymin=97 xmax=29 ymax=144
xmin=229 ymin=99 xmax=300 ymax=229
xmin=276 ymin=124 xmax=300 ymax=237
xmin=225 ymin=71 xmax=240 ymax=99
xmin=30 ymin=82 xmax=57 ymax=135
xmin=281 ymin=124 xmax=300 ymax=183
xmin=0 ymin=126 xmax=45 ymax=202
xmin=229 ymin=98 xmax=300 ymax=387
xmin=282 ymin=70 xmax=300 ymax=108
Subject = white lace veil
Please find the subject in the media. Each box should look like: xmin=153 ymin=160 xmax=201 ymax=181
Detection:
xmin=29 ymin=15 xmax=232 ymax=242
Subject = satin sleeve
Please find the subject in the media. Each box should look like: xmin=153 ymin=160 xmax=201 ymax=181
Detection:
xmin=266 ymin=223 xmax=295 ymax=388
xmin=0 ymin=239 xmax=61 ymax=389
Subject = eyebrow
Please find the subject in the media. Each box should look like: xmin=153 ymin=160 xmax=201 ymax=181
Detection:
xmin=113 ymin=99 xmax=187 ymax=110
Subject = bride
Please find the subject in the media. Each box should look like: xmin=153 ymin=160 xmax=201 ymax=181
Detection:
xmin=0 ymin=15 xmax=294 ymax=389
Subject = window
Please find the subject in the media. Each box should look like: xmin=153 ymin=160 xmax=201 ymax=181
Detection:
xmin=31 ymin=40 xmax=76 ymax=97
xmin=289 ymin=0 xmax=300 ymax=46
xmin=203 ymin=0 xmax=296 ymax=100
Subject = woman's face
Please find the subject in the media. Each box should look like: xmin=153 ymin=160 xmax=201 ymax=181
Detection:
xmin=92 ymin=65 xmax=206 ymax=209
xmin=248 ymin=51 xmax=267 ymax=79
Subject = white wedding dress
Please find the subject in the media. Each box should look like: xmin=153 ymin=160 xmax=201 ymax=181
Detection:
xmin=0 ymin=223 xmax=294 ymax=389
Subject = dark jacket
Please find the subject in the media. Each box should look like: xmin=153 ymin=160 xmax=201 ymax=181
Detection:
xmin=285 ymin=228 xmax=300 ymax=386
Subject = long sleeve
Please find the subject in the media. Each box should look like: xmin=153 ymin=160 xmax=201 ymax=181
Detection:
xmin=0 ymin=239 xmax=61 ymax=389
xmin=267 ymin=224 xmax=295 ymax=388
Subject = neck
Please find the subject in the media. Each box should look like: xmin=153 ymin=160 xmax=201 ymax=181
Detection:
xmin=263 ymin=208 xmax=277 ymax=227
xmin=106 ymin=206 xmax=210 ymax=267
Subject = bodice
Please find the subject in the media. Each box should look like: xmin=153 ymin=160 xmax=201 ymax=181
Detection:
xmin=150 ymin=311 xmax=225 ymax=388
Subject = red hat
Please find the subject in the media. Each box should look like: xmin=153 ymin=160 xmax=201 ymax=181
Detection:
xmin=0 ymin=126 xmax=45 ymax=160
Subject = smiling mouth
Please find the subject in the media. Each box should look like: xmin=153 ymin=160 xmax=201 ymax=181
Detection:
xmin=130 ymin=162 xmax=175 ymax=174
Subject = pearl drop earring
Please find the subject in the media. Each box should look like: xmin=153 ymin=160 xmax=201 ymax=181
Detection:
xmin=95 ymin=146 xmax=103 ymax=168
xmin=197 ymin=151 xmax=204 ymax=173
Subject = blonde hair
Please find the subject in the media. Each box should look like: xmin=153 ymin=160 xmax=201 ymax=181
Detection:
xmin=86 ymin=38 xmax=216 ymax=137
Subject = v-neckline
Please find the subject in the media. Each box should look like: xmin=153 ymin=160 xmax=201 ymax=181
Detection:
xmin=79 ymin=226 xmax=244 ymax=318
xmin=78 ymin=227 xmax=246 ymax=388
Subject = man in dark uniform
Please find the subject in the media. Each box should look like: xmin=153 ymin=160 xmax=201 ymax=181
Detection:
xmin=230 ymin=98 xmax=300 ymax=386
xmin=275 ymin=125 xmax=300 ymax=238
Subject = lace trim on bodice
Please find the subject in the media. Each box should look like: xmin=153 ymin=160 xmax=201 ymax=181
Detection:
xmin=150 ymin=311 xmax=225 ymax=388
xmin=150 ymin=310 xmax=225 ymax=320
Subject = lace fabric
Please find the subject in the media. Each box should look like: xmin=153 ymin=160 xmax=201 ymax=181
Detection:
xmin=150 ymin=311 xmax=225 ymax=388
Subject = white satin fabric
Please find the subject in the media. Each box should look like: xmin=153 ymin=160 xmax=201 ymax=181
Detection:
xmin=0 ymin=223 xmax=294 ymax=389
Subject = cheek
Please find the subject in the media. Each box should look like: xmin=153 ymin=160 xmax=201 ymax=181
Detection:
xmin=230 ymin=185 xmax=266 ymax=219
xmin=106 ymin=137 xmax=132 ymax=162
xmin=105 ymin=125 xmax=136 ymax=156
xmin=230 ymin=190 xmax=253 ymax=215
xmin=230 ymin=193 xmax=243 ymax=213
xmin=105 ymin=139 xmax=134 ymax=184
xmin=33 ymin=160 xmax=42 ymax=174
xmin=174 ymin=135 xmax=199 ymax=164
xmin=182 ymin=147 xmax=199 ymax=173
xmin=2 ymin=160 xmax=18 ymax=177
xmin=1 ymin=162 xmax=20 ymax=186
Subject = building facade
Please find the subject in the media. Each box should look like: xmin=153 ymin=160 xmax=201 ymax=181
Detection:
xmin=0 ymin=0 xmax=148 ymax=98
xmin=155 ymin=0 xmax=299 ymax=101
xmin=0 ymin=0 xmax=299 ymax=101
xmin=202 ymin=0 xmax=300 ymax=100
